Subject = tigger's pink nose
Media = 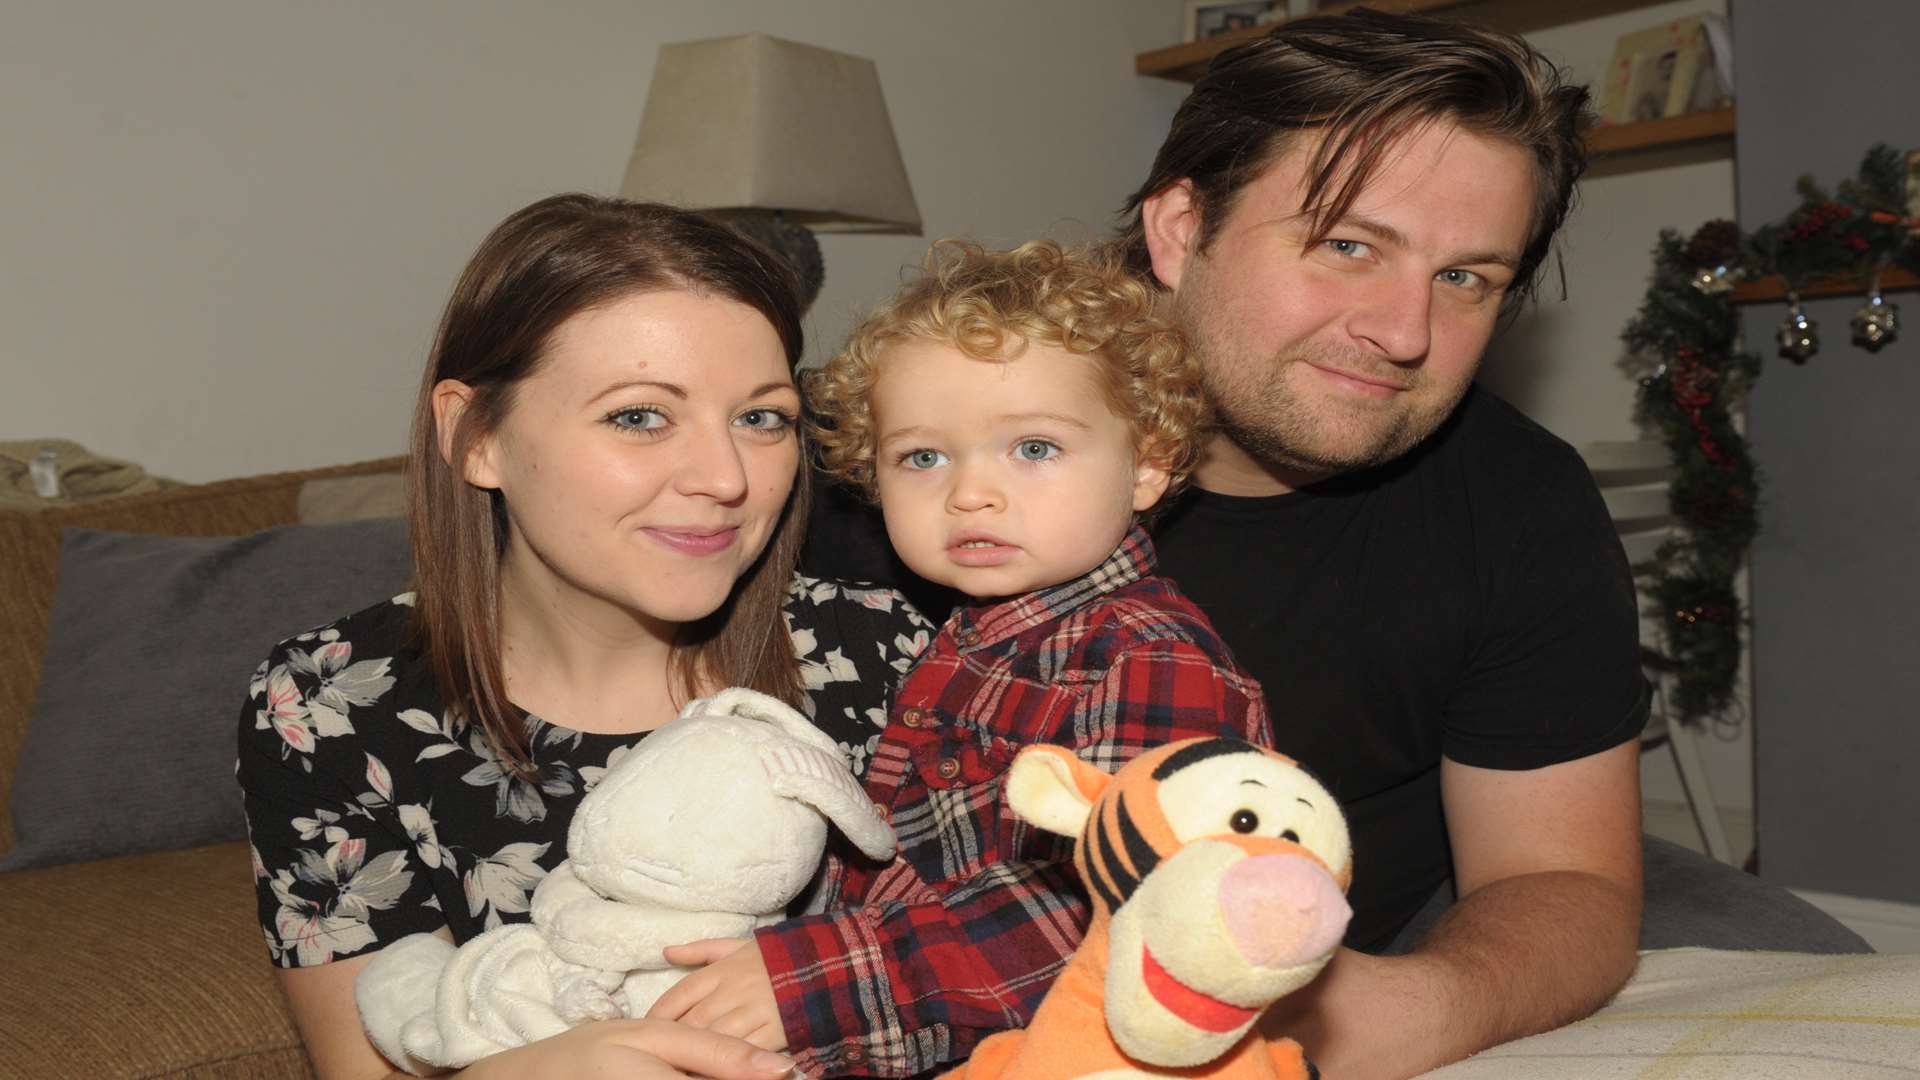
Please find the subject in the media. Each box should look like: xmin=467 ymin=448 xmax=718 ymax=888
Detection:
xmin=1219 ymin=853 xmax=1351 ymax=970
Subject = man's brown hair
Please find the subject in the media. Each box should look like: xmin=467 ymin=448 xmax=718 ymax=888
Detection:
xmin=1117 ymin=7 xmax=1592 ymax=309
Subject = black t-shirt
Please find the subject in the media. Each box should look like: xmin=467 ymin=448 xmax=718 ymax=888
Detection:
xmin=1151 ymin=386 xmax=1648 ymax=948
xmin=804 ymin=384 xmax=1648 ymax=951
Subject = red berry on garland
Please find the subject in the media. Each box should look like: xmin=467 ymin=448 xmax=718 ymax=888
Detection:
xmin=1845 ymin=233 xmax=1869 ymax=253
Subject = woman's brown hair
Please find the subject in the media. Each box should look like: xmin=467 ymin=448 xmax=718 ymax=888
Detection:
xmin=405 ymin=194 xmax=809 ymax=774
xmin=1116 ymin=7 xmax=1591 ymax=312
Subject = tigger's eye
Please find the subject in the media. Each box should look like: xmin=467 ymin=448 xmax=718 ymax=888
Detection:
xmin=1230 ymin=809 xmax=1259 ymax=834
xmin=1282 ymin=829 xmax=1301 ymax=843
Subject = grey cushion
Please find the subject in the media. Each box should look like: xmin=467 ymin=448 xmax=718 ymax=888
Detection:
xmin=2 ymin=518 xmax=411 ymax=870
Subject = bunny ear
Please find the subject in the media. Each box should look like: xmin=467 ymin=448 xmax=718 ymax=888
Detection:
xmin=702 ymin=687 xmax=842 ymax=755
xmin=760 ymin=743 xmax=897 ymax=861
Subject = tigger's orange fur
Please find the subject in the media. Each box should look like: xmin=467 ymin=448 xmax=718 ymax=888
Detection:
xmin=941 ymin=738 xmax=1352 ymax=1080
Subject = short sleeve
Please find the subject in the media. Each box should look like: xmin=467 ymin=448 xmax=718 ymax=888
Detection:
xmin=1442 ymin=446 xmax=1651 ymax=769
xmin=236 ymin=639 xmax=444 ymax=967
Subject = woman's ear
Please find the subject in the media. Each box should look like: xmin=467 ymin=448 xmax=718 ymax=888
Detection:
xmin=429 ymin=379 xmax=502 ymax=489
xmin=1140 ymin=179 xmax=1203 ymax=292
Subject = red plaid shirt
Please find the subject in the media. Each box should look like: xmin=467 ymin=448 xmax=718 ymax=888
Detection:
xmin=755 ymin=525 xmax=1272 ymax=1076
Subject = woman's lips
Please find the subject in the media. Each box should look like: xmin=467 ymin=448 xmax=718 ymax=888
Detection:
xmin=642 ymin=526 xmax=740 ymax=556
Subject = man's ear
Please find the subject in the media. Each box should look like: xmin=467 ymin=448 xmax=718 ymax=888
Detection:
xmin=429 ymin=379 xmax=502 ymax=490
xmin=1131 ymin=442 xmax=1174 ymax=512
xmin=1140 ymin=179 xmax=1203 ymax=292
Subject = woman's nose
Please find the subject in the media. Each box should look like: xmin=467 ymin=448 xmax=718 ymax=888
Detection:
xmin=675 ymin=425 xmax=750 ymax=503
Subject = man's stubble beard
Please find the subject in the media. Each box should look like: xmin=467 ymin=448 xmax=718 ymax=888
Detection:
xmin=1178 ymin=293 xmax=1475 ymax=484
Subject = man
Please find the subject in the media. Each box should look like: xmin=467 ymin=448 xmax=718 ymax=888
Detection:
xmin=1113 ymin=10 xmax=1644 ymax=1077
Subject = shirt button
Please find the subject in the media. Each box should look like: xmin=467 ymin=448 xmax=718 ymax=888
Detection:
xmin=872 ymin=800 xmax=889 ymax=820
xmin=899 ymin=707 xmax=925 ymax=728
xmin=844 ymin=1046 xmax=866 ymax=1064
xmin=959 ymin=629 xmax=981 ymax=647
xmin=937 ymin=757 xmax=962 ymax=780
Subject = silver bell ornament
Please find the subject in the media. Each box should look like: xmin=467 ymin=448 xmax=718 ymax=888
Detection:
xmin=1689 ymin=264 xmax=1737 ymax=296
xmin=1850 ymin=279 xmax=1899 ymax=351
xmin=1777 ymin=295 xmax=1819 ymax=361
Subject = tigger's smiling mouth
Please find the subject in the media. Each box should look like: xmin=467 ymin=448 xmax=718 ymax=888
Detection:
xmin=1139 ymin=945 xmax=1258 ymax=1033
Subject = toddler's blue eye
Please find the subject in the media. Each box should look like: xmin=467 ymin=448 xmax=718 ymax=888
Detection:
xmin=1016 ymin=440 xmax=1057 ymax=461
xmin=905 ymin=449 xmax=949 ymax=470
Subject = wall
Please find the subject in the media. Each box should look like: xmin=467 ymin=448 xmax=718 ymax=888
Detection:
xmin=1732 ymin=0 xmax=1920 ymax=904
xmin=0 ymin=0 xmax=1185 ymax=482
xmin=1478 ymin=0 xmax=1751 ymax=814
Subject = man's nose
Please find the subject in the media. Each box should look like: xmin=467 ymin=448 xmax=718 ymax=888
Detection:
xmin=1347 ymin=270 xmax=1433 ymax=364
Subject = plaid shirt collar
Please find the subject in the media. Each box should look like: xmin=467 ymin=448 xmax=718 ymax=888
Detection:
xmin=948 ymin=522 xmax=1157 ymax=651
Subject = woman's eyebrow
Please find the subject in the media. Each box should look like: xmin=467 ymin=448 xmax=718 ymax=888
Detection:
xmin=589 ymin=378 xmax=685 ymax=404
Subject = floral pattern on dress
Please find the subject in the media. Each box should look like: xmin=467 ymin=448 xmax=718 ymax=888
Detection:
xmin=237 ymin=576 xmax=932 ymax=967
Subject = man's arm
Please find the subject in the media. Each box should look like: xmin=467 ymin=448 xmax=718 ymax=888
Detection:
xmin=1261 ymin=739 xmax=1643 ymax=1079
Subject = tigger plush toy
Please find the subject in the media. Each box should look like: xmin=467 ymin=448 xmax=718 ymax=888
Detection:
xmin=944 ymin=737 xmax=1352 ymax=1079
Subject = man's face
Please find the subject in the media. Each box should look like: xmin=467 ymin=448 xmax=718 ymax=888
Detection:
xmin=1148 ymin=122 xmax=1536 ymax=490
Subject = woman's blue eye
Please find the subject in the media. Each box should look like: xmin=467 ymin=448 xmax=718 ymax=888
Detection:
xmin=1016 ymin=440 xmax=1058 ymax=462
xmin=904 ymin=449 xmax=948 ymax=470
xmin=736 ymin=408 xmax=793 ymax=432
xmin=608 ymin=407 xmax=666 ymax=432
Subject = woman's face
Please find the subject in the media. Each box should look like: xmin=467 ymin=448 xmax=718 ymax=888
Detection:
xmin=467 ymin=289 xmax=800 ymax=632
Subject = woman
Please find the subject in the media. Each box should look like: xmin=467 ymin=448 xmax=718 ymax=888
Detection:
xmin=237 ymin=195 xmax=929 ymax=1079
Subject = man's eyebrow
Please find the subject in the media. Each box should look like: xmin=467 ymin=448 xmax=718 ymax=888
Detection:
xmin=1332 ymin=214 xmax=1522 ymax=271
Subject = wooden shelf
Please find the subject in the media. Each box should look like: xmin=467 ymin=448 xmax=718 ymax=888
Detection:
xmin=1586 ymin=105 xmax=1736 ymax=157
xmin=1728 ymin=266 xmax=1920 ymax=304
xmin=1138 ymin=0 xmax=1671 ymax=82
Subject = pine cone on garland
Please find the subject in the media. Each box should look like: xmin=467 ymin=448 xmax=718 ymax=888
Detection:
xmin=1685 ymin=219 xmax=1743 ymax=268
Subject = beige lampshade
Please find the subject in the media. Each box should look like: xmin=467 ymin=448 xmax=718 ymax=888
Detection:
xmin=620 ymin=33 xmax=921 ymax=234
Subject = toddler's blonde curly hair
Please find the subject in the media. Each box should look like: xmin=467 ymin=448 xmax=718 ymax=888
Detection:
xmin=807 ymin=238 xmax=1208 ymax=502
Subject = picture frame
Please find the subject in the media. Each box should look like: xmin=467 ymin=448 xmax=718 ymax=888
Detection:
xmin=1598 ymin=17 xmax=1721 ymax=125
xmin=1184 ymin=0 xmax=1286 ymax=43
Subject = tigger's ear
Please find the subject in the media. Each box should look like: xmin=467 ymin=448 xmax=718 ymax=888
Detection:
xmin=1007 ymin=745 xmax=1112 ymax=837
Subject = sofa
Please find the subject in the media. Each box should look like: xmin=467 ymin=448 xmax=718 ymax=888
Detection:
xmin=0 ymin=457 xmax=403 ymax=1078
xmin=0 ymin=456 xmax=1894 ymax=1079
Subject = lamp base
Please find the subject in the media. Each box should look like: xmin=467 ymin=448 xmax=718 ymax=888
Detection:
xmin=710 ymin=210 xmax=825 ymax=314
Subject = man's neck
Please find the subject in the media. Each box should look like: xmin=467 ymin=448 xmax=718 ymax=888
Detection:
xmin=1191 ymin=432 xmax=1323 ymax=497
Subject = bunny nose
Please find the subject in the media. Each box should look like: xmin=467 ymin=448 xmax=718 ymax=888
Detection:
xmin=1219 ymin=853 xmax=1352 ymax=970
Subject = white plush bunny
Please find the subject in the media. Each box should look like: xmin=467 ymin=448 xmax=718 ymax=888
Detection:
xmin=355 ymin=688 xmax=897 ymax=1075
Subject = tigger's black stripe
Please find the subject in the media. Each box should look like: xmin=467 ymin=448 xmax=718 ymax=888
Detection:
xmin=1114 ymin=792 xmax=1161 ymax=886
xmin=1080 ymin=821 xmax=1127 ymax=912
xmin=1094 ymin=804 xmax=1142 ymax=903
xmin=1151 ymin=737 xmax=1261 ymax=781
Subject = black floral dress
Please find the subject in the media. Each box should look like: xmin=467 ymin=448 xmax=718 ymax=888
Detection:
xmin=236 ymin=575 xmax=932 ymax=968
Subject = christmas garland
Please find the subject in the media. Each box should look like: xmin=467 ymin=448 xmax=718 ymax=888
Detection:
xmin=1622 ymin=144 xmax=1920 ymax=724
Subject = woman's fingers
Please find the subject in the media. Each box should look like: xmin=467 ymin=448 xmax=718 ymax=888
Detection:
xmin=609 ymin=1019 xmax=794 ymax=1080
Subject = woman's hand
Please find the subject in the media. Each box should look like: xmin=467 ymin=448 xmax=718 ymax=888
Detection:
xmin=648 ymin=938 xmax=787 ymax=1050
xmin=461 ymin=1017 xmax=795 ymax=1080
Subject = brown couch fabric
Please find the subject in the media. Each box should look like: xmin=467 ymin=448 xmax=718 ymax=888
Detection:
xmin=0 ymin=841 xmax=314 ymax=1078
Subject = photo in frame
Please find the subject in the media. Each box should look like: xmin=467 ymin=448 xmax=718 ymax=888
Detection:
xmin=1184 ymin=0 xmax=1286 ymax=43
xmin=1599 ymin=16 xmax=1727 ymax=125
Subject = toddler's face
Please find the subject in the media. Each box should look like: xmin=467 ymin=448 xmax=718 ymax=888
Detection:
xmin=870 ymin=338 xmax=1169 ymax=600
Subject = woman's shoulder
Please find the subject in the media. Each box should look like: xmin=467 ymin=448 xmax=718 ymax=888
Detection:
xmin=253 ymin=591 xmax=419 ymax=668
xmin=783 ymin=573 xmax=935 ymax=680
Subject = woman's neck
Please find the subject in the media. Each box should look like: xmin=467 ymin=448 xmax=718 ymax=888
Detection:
xmin=495 ymin=547 xmax=687 ymax=736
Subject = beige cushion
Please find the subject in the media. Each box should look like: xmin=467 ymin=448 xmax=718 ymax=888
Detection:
xmin=1426 ymin=947 xmax=1920 ymax=1078
xmin=0 ymin=841 xmax=313 ymax=1078
xmin=297 ymin=471 xmax=406 ymax=524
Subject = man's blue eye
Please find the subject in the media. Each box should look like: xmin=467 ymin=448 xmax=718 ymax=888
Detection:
xmin=1327 ymin=239 xmax=1369 ymax=257
xmin=1017 ymin=440 xmax=1057 ymax=461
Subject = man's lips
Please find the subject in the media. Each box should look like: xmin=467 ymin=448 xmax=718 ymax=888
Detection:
xmin=1305 ymin=360 xmax=1412 ymax=395
xmin=642 ymin=526 xmax=740 ymax=556
xmin=1140 ymin=945 xmax=1258 ymax=1033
